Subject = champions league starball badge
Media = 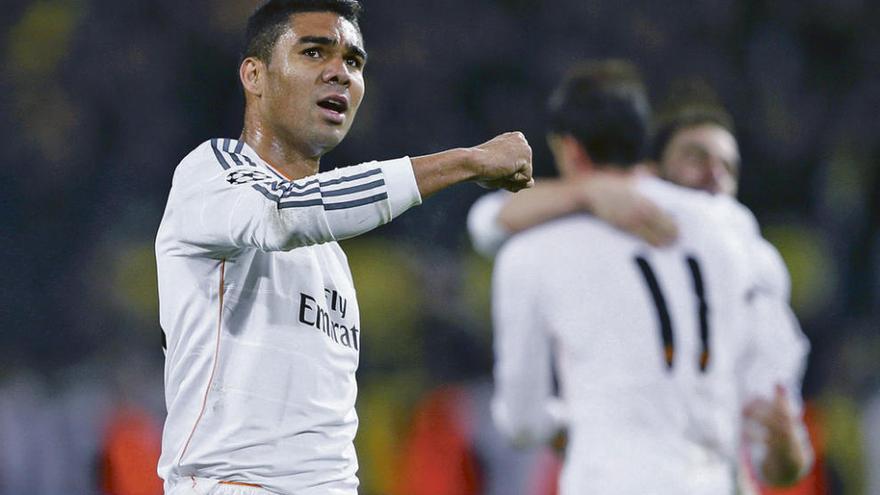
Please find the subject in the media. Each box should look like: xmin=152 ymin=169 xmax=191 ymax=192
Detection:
xmin=225 ymin=168 xmax=274 ymax=185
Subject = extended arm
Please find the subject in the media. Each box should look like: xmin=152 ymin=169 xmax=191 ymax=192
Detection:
xmin=468 ymin=173 xmax=677 ymax=258
xmin=164 ymin=133 xmax=532 ymax=257
xmin=412 ymin=131 xmax=533 ymax=198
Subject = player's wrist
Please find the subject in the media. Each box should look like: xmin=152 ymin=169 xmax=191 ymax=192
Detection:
xmin=411 ymin=148 xmax=482 ymax=198
xmin=460 ymin=146 xmax=488 ymax=182
xmin=571 ymin=176 xmax=597 ymax=211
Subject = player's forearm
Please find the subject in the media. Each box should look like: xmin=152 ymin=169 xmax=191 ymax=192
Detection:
xmin=496 ymin=179 xmax=582 ymax=233
xmin=410 ymin=131 xmax=533 ymax=198
xmin=410 ymin=148 xmax=479 ymax=199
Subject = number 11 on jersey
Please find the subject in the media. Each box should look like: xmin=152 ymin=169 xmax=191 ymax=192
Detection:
xmin=634 ymin=255 xmax=711 ymax=373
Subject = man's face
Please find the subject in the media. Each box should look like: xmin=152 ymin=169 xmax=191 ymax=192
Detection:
xmin=660 ymin=123 xmax=739 ymax=196
xmin=259 ymin=12 xmax=366 ymax=157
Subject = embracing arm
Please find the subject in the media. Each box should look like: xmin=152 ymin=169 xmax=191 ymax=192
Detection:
xmin=468 ymin=173 xmax=677 ymax=258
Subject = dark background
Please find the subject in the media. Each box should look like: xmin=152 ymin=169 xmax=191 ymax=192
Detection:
xmin=1 ymin=0 xmax=878 ymax=493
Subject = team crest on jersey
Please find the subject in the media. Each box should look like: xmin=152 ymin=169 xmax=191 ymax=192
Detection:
xmin=225 ymin=169 xmax=274 ymax=185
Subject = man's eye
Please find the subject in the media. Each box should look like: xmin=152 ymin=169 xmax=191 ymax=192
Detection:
xmin=345 ymin=57 xmax=362 ymax=68
xmin=684 ymin=148 xmax=708 ymax=163
xmin=303 ymin=48 xmax=321 ymax=58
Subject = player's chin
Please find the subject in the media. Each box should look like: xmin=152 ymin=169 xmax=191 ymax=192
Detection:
xmin=312 ymin=128 xmax=349 ymax=152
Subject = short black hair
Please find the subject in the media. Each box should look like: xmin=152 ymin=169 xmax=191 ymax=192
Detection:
xmin=546 ymin=60 xmax=651 ymax=168
xmin=243 ymin=0 xmax=363 ymax=63
xmin=651 ymin=105 xmax=735 ymax=161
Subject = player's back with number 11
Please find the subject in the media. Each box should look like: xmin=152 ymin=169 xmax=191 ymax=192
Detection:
xmin=490 ymin=61 xmax=807 ymax=495
xmin=494 ymin=176 xmax=755 ymax=493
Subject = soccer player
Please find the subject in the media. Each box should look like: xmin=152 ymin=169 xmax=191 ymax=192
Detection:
xmin=154 ymin=1 xmax=533 ymax=493
xmin=469 ymin=91 xmax=812 ymax=492
xmin=489 ymin=60 xmax=811 ymax=494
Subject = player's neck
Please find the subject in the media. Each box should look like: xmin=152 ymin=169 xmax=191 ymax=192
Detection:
xmin=590 ymin=162 xmax=653 ymax=179
xmin=240 ymin=123 xmax=320 ymax=181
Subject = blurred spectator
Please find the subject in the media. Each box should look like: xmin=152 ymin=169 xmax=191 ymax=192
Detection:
xmin=99 ymin=404 xmax=163 ymax=495
xmin=397 ymin=316 xmax=551 ymax=495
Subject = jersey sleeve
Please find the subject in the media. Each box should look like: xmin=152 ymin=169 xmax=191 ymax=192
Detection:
xmin=491 ymin=235 xmax=563 ymax=447
xmin=162 ymin=140 xmax=422 ymax=257
xmin=738 ymin=238 xmax=813 ymax=479
xmin=467 ymin=190 xmax=513 ymax=259
xmin=738 ymin=239 xmax=809 ymax=408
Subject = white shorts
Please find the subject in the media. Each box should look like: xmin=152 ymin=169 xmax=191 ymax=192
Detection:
xmin=167 ymin=477 xmax=273 ymax=495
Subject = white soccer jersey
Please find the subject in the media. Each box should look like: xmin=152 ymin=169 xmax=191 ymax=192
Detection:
xmin=490 ymin=176 xmax=804 ymax=495
xmin=469 ymin=186 xmax=810 ymax=404
xmin=713 ymin=197 xmax=809 ymax=408
xmin=155 ymin=138 xmax=421 ymax=494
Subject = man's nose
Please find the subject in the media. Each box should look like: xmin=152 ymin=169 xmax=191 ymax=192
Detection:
xmin=703 ymin=160 xmax=728 ymax=194
xmin=322 ymin=57 xmax=351 ymax=86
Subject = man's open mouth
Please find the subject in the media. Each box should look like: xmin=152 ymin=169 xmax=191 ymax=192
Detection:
xmin=317 ymin=95 xmax=349 ymax=114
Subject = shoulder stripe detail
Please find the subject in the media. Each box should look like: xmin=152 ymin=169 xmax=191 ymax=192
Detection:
xmin=325 ymin=192 xmax=388 ymax=210
xmin=210 ymin=139 xmax=232 ymax=170
xmin=227 ymin=150 xmax=244 ymax=167
xmin=240 ymin=154 xmax=259 ymax=168
xmin=285 ymin=178 xmax=320 ymax=192
xmin=212 ymin=139 xmax=262 ymax=170
xmin=322 ymin=178 xmax=385 ymax=198
xmin=210 ymin=140 xmax=388 ymax=211
xmin=320 ymin=167 xmax=382 ymax=186
xmin=282 ymin=187 xmax=321 ymax=198
xmin=278 ymin=199 xmax=325 ymax=209
xmin=252 ymin=184 xmax=283 ymax=202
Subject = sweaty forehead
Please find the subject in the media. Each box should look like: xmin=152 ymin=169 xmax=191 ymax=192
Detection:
xmin=673 ymin=124 xmax=739 ymax=161
xmin=283 ymin=11 xmax=363 ymax=48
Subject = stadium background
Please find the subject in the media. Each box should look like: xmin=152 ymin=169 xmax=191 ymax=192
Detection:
xmin=1 ymin=0 xmax=878 ymax=493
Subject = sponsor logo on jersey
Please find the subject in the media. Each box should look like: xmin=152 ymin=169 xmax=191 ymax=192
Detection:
xmin=299 ymin=290 xmax=359 ymax=351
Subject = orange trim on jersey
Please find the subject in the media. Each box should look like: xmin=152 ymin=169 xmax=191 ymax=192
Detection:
xmin=178 ymin=259 xmax=226 ymax=467
xmin=229 ymin=139 xmax=291 ymax=180
xmin=219 ymin=480 xmax=263 ymax=488
xmin=262 ymin=160 xmax=294 ymax=181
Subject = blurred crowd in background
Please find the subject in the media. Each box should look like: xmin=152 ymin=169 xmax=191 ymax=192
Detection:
xmin=1 ymin=0 xmax=879 ymax=493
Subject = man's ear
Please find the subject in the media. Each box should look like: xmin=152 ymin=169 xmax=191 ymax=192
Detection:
xmin=240 ymin=57 xmax=265 ymax=97
xmin=560 ymin=134 xmax=594 ymax=170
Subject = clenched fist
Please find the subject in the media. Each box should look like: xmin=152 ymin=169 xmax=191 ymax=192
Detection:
xmin=409 ymin=132 xmax=534 ymax=198
xmin=469 ymin=132 xmax=534 ymax=192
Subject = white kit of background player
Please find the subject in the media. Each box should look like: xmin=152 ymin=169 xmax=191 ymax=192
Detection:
xmin=155 ymin=138 xmax=420 ymax=493
xmin=476 ymin=179 xmax=810 ymax=494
